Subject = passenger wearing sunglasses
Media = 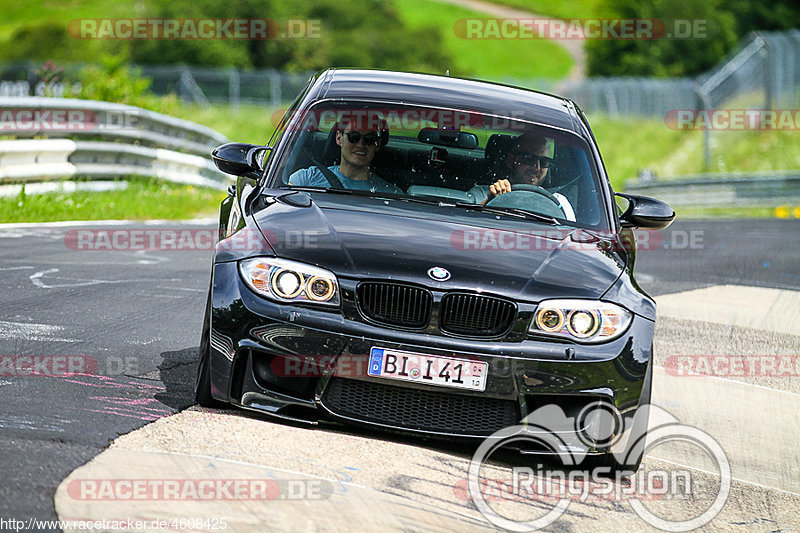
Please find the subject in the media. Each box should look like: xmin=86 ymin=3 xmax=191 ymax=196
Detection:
xmin=289 ymin=121 xmax=401 ymax=194
xmin=469 ymin=133 xmax=575 ymax=221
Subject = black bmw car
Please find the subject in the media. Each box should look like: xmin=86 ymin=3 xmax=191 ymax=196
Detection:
xmin=196 ymin=69 xmax=674 ymax=471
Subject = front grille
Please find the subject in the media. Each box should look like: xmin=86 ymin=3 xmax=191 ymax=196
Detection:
xmin=357 ymin=282 xmax=432 ymax=328
xmin=439 ymin=293 xmax=517 ymax=336
xmin=322 ymin=378 xmax=520 ymax=436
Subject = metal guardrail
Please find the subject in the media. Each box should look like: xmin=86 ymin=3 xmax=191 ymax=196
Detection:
xmin=0 ymin=139 xmax=227 ymax=189
xmin=625 ymin=171 xmax=800 ymax=207
xmin=0 ymin=97 xmax=227 ymax=155
xmin=0 ymin=97 xmax=231 ymax=189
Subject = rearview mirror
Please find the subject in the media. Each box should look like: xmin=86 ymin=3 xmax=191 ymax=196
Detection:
xmin=417 ymin=128 xmax=479 ymax=149
xmin=211 ymin=143 xmax=271 ymax=177
xmin=616 ymin=193 xmax=675 ymax=229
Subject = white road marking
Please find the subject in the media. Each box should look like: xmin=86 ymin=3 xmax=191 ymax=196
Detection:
xmin=29 ymin=268 xmax=181 ymax=289
xmin=154 ymin=286 xmax=205 ymax=292
xmin=656 ymin=284 xmax=800 ymax=336
xmin=133 ymin=250 xmax=171 ymax=265
xmin=655 ymin=364 xmax=800 ymax=398
xmin=0 ymin=228 xmax=64 ymax=239
xmin=652 ymin=363 xmax=800 ymax=494
xmin=0 ymin=320 xmax=78 ymax=342
xmin=649 ymin=456 xmax=800 ymax=498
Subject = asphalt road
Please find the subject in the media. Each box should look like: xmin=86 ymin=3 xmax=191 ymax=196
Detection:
xmin=1 ymin=218 xmax=799 ymax=531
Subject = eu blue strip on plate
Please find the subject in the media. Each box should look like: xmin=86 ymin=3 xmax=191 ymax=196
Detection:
xmin=369 ymin=347 xmax=384 ymax=376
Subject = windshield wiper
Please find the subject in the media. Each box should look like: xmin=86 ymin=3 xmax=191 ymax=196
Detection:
xmin=282 ymin=187 xmax=450 ymax=206
xmin=278 ymin=187 xmax=558 ymax=224
xmin=281 ymin=186 xmax=352 ymax=194
xmin=453 ymin=202 xmax=560 ymax=225
xmin=399 ymin=196 xmax=457 ymax=206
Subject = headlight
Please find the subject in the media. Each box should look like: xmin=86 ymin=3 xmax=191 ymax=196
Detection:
xmin=530 ymin=299 xmax=632 ymax=343
xmin=239 ymin=257 xmax=340 ymax=306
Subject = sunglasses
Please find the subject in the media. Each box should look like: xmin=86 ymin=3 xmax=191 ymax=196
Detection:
xmin=514 ymin=152 xmax=553 ymax=169
xmin=343 ymin=130 xmax=380 ymax=146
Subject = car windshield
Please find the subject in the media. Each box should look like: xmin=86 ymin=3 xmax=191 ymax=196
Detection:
xmin=269 ymin=101 xmax=608 ymax=230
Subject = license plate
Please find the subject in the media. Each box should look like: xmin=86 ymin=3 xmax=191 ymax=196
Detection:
xmin=368 ymin=347 xmax=488 ymax=391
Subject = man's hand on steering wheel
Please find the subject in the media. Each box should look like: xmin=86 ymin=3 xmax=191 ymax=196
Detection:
xmin=484 ymin=179 xmax=512 ymax=204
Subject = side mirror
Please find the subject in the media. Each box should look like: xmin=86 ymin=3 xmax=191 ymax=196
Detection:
xmin=616 ymin=193 xmax=675 ymax=230
xmin=211 ymin=143 xmax=271 ymax=177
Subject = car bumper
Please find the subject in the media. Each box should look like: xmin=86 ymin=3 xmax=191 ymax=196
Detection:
xmin=207 ymin=261 xmax=654 ymax=446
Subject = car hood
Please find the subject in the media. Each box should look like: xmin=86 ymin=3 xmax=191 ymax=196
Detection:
xmin=252 ymin=195 xmax=625 ymax=301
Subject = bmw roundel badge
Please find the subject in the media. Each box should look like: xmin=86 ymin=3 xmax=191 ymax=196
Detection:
xmin=427 ymin=267 xmax=451 ymax=281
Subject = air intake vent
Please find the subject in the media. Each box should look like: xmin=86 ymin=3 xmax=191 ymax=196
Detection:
xmin=439 ymin=293 xmax=516 ymax=337
xmin=356 ymin=282 xmax=432 ymax=328
xmin=322 ymin=378 xmax=519 ymax=436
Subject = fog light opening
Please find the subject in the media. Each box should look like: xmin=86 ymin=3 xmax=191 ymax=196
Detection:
xmin=576 ymin=401 xmax=623 ymax=449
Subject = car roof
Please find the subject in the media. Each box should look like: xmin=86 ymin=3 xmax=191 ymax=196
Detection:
xmin=308 ymin=69 xmax=585 ymax=135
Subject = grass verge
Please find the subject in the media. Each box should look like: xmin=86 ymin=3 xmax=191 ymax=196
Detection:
xmin=0 ymin=178 xmax=226 ymax=223
xmin=168 ymin=103 xmax=281 ymax=145
xmin=478 ymin=0 xmax=607 ymax=20
xmin=675 ymin=205 xmax=797 ymax=219
xmin=585 ymin=113 xmax=800 ymax=190
xmin=393 ymin=0 xmax=573 ymax=80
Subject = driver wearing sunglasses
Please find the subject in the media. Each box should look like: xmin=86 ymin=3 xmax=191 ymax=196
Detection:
xmin=470 ymin=133 xmax=575 ymax=221
xmin=289 ymin=120 xmax=401 ymax=194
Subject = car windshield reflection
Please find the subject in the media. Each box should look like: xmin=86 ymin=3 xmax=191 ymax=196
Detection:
xmin=270 ymin=102 xmax=607 ymax=230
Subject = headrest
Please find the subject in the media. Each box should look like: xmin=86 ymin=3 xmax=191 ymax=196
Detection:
xmin=485 ymin=134 xmax=516 ymax=171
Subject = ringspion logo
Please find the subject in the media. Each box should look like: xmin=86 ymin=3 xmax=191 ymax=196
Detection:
xmin=468 ymin=404 xmax=730 ymax=531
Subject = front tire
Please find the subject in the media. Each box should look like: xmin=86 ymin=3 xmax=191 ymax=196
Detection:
xmin=195 ymin=286 xmax=225 ymax=408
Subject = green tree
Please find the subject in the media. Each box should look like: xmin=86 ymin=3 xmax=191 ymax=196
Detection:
xmin=586 ymin=0 xmax=737 ymax=77
xmin=124 ymin=0 xmax=452 ymax=73
xmin=722 ymin=0 xmax=800 ymax=35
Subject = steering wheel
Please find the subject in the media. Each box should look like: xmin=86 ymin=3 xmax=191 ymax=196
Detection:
xmin=485 ymin=183 xmax=565 ymax=218
xmin=509 ymin=183 xmax=562 ymax=206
